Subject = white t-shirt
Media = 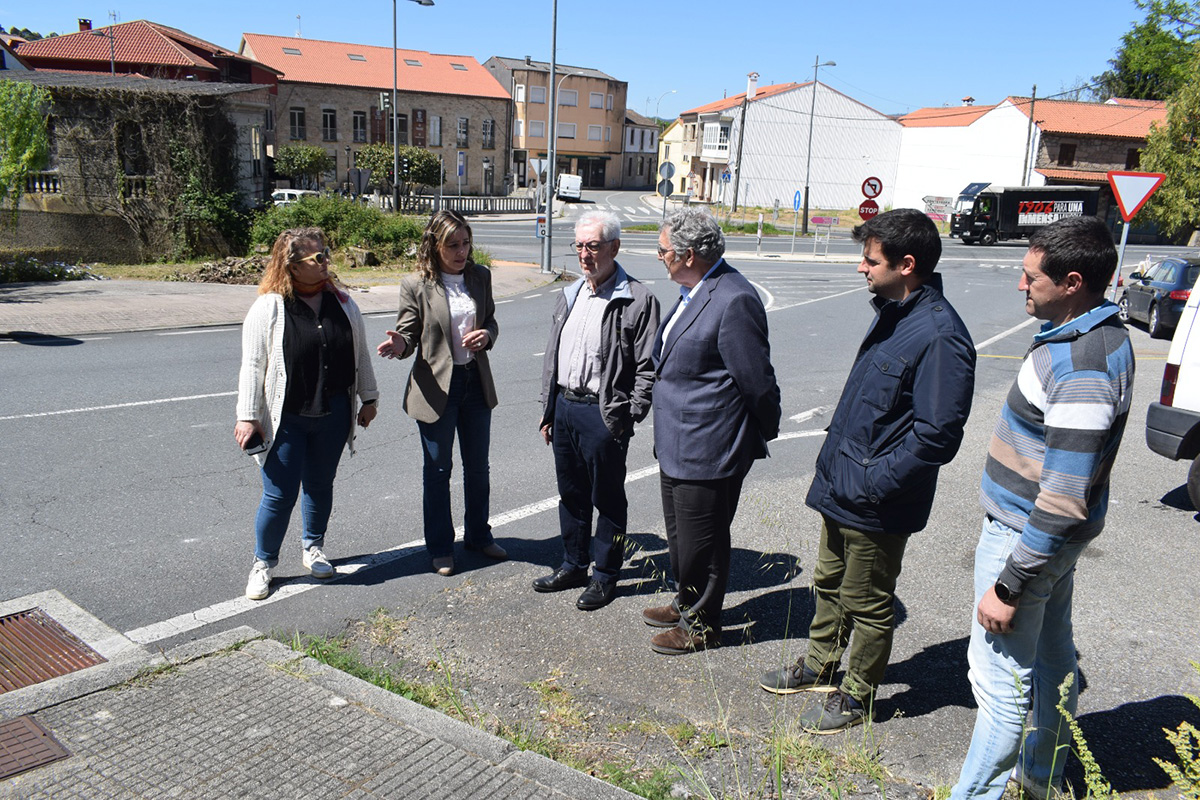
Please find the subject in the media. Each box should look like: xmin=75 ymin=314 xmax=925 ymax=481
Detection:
xmin=441 ymin=273 xmax=477 ymax=365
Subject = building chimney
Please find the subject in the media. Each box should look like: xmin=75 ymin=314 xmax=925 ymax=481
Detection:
xmin=962 ymin=95 xmax=975 ymax=106
xmin=746 ymin=72 xmax=759 ymax=101
xmin=525 ymin=55 xmax=531 ymax=65
xmin=78 ymin=18 xmax=92 ymax=31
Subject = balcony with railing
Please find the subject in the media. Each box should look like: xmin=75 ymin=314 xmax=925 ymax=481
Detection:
xmin=700 ymin=121 xmax=731 ymax=163
xmin=25 ymin=171 xmax=61 ymax=194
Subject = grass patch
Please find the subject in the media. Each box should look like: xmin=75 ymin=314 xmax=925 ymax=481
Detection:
xmin=720 ymin=221 xmax=787 ymax=236
xmin=597 ymin=762 xmax=679 ymax=800
xmin=529 ymin=672 xmax=586 ymax=728
xmin=625 ymin=223 xmax=661 ymax=232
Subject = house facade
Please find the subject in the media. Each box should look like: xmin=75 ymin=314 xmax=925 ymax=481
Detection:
xmin=483 ymin=57 xmax=627 ymax=191
xmin=673 ymin=79 xmax=901 ymax=212
xmin=656 ymin=119 xmax=686 ymax=197
xmin=242 ymin=34 xmax=510 ymax=195
xmin=622 ymin=109 xmax=659 ymax=189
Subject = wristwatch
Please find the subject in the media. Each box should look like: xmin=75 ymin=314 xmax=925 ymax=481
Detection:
xmin=993 ymin=578 xmax=1020 ymax=604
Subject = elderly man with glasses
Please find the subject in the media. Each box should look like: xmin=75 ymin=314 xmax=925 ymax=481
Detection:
xmin=535 ymin=210 xmax=661 ymax=610
xmin=645 ymin=208 xmax=781 ymax=654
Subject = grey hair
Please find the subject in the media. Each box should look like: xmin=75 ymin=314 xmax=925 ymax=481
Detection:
xmin=663 ymin=208 xmax=725 ymax=263
xmin=575 ymin=209 xmax=622 ymax=242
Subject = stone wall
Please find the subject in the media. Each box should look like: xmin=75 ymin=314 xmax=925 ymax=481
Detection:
xmin=6 ymin=200 xmax=145 ymax=264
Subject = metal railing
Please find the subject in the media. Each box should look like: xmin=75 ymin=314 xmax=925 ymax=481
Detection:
xmin=383 ymin=194 xmax=536 ymax=215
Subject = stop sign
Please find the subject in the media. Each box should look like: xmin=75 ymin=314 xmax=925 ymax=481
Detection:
xmin=859 ymin=199 xmax=880 ymax=221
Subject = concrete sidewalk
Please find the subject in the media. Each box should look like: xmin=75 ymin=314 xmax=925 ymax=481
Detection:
xmin=0 ymin=591 xmax=636 ymax=799
xmin=0 ymin=260 xmax=556 ymax=338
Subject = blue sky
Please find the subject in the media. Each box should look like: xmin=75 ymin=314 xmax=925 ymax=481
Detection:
xmin=9 ymin=1 xmax=1144 ymax=118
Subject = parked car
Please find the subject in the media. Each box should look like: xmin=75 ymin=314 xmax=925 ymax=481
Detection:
xmin=1146 ymin=268 xmax=1200 ymax=508
xmin=555 ymin=174 xmax=582 ymax=201
xmin=1117 ymin=257 xmax=1200 ymax=339
xmin=271 ymin=189 xmax=319 ymax=207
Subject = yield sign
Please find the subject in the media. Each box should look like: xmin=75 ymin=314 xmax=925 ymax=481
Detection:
xmin=1108 ymin=170 xmax=1165 ymax=222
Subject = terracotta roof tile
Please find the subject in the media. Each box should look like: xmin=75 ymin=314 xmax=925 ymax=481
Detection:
xmin=1009 ymin=96 xmax=1165 ymax=139
xmin=241 ymin=33 xmax=508 ymax=99
xmin=1035 ymin=167 xmax=1111 ymax=184
xmin=682 ymin=82 xmax=802 ymax=116
xmin=16 ymin=20 xmax=260 ymax=74
xmin=897 ymin=105 xmax=997 ymax=127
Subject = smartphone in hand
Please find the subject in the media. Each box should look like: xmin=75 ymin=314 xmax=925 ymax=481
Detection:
xmin=243 ymin=430 xmax=270 ymax=455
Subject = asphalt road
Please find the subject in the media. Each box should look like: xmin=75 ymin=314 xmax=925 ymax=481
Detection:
xmin=3 ymin=198 xmax=1199 ymax=794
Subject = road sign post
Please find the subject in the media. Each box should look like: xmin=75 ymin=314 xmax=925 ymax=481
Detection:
xmin=791 ymin=190 xmax=803 ymax=254
xmin=658 ymin=162 xmax=676 ymax=221
xmin=1107 ymin=170 xmax=1166 ymax=299
xmin=756 ymin=213 xmax=764 ymax=257
xmin=858 ymin=199 xmax=880 ymax=221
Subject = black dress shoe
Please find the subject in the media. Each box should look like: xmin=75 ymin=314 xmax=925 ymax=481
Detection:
xmin=576 ymin=580 xmax=615 ymax=611
xmin=532 ymin=567 xmax=590 ymax=593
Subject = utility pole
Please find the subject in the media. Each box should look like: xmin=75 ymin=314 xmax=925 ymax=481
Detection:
xmin=729 ymin=72 xmax=757 ymax=214
xmin=1021 ymin=84 xmax=1037 ymax=187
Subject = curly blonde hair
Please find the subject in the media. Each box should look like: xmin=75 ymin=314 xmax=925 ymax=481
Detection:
xmin=258 ymin=227 xmax=342 ymax=299
xmin=415 ymin=209 xmax=474 ymax=282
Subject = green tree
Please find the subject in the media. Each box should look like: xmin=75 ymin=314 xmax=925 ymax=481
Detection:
xmin=0 ymin=80 xmax=51 ymax=220
xmin=1139 ymin=46 xmax=1200 ymax=236
xmin=272 ymin=143 xmax=333 ymax=189
xmin=354 ymin=143 xmax=441 ymax=193
xmin=1095 ymin=1 xmax=1200 ymax=100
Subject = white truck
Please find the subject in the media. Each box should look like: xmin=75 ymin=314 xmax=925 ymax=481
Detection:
xmin=555 ymin=173 xmax=582 ymax=201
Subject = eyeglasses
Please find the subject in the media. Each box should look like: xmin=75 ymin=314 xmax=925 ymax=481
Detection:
xmin=296 ymin=248 xmax=331 ymax=266
xmin=656 ymin=246 xmax=674 ymax=258
xmin=572 ymin=240 xmax=612 ymax=253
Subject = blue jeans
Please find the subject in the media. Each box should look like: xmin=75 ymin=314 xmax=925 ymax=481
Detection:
xmin=254 ymin=392 xmax=351 ymax=564
xmin=951 ymin=516 xmax=1090 ymax=800
xmin=552 ymin=394 xmax=629 ymax=584
xmin=415 ymin=364 xmax=493 ymax=558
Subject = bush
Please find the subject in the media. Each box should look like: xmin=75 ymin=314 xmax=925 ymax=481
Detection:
xmin=250 ymin=196 xmax=423 ymax=260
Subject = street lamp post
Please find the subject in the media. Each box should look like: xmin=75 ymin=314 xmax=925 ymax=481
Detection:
xmin=394 ymin=0 xmax=434 ymax=214
xmin=344 ymin=145 xmax=351 ymax=194
xmin=91 ymin=28 xmax=116 ymax=74
xmin=801 ymin=55 xmax=835 ymax=236
xmin=654 ymin=89 xmax=676 ymax=122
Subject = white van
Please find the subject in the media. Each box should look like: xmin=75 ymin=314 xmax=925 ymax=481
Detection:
xmin=271 ymin=189 xmax=318 ymax=207
xmin=1146 ymin=269 xmax=1200 ymax=507
xmin=555 ymin=174 xmax=582 ymax=201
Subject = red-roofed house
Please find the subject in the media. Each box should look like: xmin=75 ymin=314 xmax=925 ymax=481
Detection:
xmin=668 ymin=77 xmax=901 ymax=210
xmin=242 ymin=34 xmax=510 ymax=195
xmin=893 ymin=95 xmax=1165 ymax=216
xmin=15 ymin=20 xmax=276 ymax=84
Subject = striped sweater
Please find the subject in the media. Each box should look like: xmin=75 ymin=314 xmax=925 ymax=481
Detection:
xmin=981 ymin=301 xmax=1134 ymax=593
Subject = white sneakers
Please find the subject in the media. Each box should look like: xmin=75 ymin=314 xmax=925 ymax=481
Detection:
xmin=302 ymin=546 xmax=335 ymax=579
xmin=246 ymin=547 xmax=335 ymax=601
xmin=246 ymin=560 xmax=271 ymax=600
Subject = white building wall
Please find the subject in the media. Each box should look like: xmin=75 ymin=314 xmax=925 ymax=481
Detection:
xmin=732 ymin=83 xmax=901 ymax=213
xmin=893 ymin=100 xmax=1041 ymax=210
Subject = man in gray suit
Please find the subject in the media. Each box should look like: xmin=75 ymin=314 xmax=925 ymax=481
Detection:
xmin=643 ymin=208 xmax=781 ymax=655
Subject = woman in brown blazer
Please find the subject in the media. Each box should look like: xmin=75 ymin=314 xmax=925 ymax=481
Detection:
xmin=378 ymin=210 xmax=505 ymax=576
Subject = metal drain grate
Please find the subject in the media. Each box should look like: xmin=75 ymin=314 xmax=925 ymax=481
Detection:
xmin=0 ymin=608 xmax=107 ymax=693
xmin=0 ymin=716 xmax=69 ymax=780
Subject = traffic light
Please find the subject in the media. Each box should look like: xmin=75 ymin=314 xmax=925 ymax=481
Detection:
xmin=378 ymin=92 xmax=391 ymax=111
xmin=401 ymin=156 xmax=410 ymax=177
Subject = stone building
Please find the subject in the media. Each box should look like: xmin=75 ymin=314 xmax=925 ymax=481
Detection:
xmin=240 ymin=34 xmax=510 ymax=196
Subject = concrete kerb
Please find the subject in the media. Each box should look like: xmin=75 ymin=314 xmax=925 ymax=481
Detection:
xmin=0 ymin=603 xmax=640 ymax=800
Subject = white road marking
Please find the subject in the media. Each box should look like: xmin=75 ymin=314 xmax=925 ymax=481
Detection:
xmin=79 ymin=337 xmax=112 ymax=341
xmin=749 ymin=280 xmax=775 ymax=311
xmin=156 ymin=328 xmax=239 ymax=336
xmin=123 ymin=404 xmax=835 ymax=644
xmin=496 ymin=299 xmax=515 ymax=305
xmin=976 ymin=317 xmax=1038 ymax=350
xmin=769 ymin=286 xmax=863 ymax=312
xmin=790 ymin=406 xmax=831 ymax=423
xmin=0 ymin=391 xmax=237 ymax=422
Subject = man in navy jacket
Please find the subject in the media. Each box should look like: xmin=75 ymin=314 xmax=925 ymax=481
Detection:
xmin=643 ymin=209 xmax=781 ymax=655
xmin=759 ymin=209 xmax=976 ymax=732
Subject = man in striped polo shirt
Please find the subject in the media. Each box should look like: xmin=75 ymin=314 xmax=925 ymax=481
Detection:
xmin=951 ymin=215 xmax=1135 ymax=800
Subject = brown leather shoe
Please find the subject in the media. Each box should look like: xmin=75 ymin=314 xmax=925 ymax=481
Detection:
xmin=642 ymin=605 xmax=681 ymax=628
xmin=650 ymin=626 xmax=719 ymax=655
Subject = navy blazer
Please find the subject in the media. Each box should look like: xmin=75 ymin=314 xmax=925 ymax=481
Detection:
xmin=652 ymin=260 xmax=781 ymax=480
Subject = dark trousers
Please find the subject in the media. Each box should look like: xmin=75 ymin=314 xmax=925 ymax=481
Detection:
xmin=415 ymin=365 xmax=493 ymax=559
xmin=660 ymin=468 xmax=746 ymax=633
xmin=552 ymin=394 xmax=629 ymax=584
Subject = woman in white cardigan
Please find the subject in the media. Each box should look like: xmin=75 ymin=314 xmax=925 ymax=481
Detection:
xmin=235 ymin=227 xmax=379 ymax=600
